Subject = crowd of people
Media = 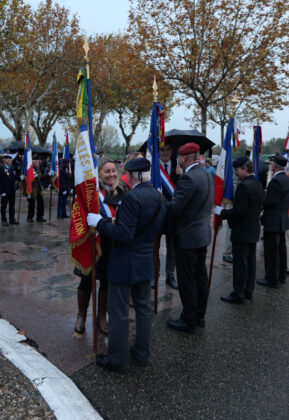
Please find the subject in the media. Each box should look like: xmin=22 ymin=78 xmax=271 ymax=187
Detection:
xmin=1 ymin=142 xmax=289 ymax=376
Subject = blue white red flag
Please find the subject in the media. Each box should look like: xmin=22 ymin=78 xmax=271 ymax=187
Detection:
xmin=147 ymin=102 xmax=164 ymax=190
xmin=214 ymin=118 xmax=234 ymax=205
xmin=283 ymin=133 xmax=289 ymax=158
xmin=160 ymin=163 xmax=175 ymax=197
xmin=51 ymin=134 xmax=60 ymax=190
xmin=22 ymin=132 xmax=34 ymax=195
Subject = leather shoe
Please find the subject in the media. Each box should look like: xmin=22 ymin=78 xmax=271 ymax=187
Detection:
xmin=220 ymin=292 xmax=243 ymax=304
xmin=166 ymin=277 xmax=178 ymax=289
xmin=130 ymin=347 xmax=148 ymax=367
xmin=27 ymin=219 xmax=34 ymax=223
xmin=223 ymin=255 xmax=233 ymax=263
xmin=167 ymin=318 xmax=195 ymax=334
xmin=96 ymin=354 xmax=128 ymax=374
xmin=36 ymin=218 xmax=46 ymax=222
xmin=2 ymin=220 xmax=9 ymax=226
xmin=257 ymin=279 xmax=279 ymax=289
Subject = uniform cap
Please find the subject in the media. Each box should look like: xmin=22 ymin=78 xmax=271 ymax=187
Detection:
xmin=233 ymin=156 xmax=249 ymax=168
xmin=124 ymin=158 xmax=150 ymax=172
xmin=178 ymin=142 xmax=200 ymax=155
xmin=3 ymin=154 xmax=12 ymax=159
xmin=272 ymin=153 xmax=287 ymax=167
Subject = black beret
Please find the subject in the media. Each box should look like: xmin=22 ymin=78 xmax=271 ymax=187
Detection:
xmin=124 ymin=158 xmax=150 ymax=172
xmin=272 ymin=153 xmax=287 ymax=167
xmin=233 ymin=156 xmax=249 ymax=168
xmin=3 ymin=154 xmax=12 ymax=159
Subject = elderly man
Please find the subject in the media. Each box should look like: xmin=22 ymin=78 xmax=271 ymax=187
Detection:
xmin=257 ymin=153 xmax=289 ymax=288
xmin=0 ymin=154 xmax=18 ymax=226
xmin=215 ymin=157 xmax=264 ymax=303
xmin=166 ymin=143 xmax=214 ymax=333
xmin=87 ymin=158 xmax=166 ymax=373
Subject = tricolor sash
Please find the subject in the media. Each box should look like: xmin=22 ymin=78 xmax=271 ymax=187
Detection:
xmin=99 ymin=188 xmax=116 ymax=219
xmin=160 ymin=164 xmax=175 ymax=197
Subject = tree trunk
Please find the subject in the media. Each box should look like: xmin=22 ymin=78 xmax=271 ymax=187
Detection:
xmin=93 ymin=108 xmax=107 ymax=148
xmin=201 ymin=106 xmax=207 ymax=136
xmin=125 ymin=135 xmax=132 ymax=155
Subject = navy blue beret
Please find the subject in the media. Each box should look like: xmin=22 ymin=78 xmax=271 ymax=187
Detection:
xmin=124 ymin=158 xmax=151 ymax=172
xmin=272 ymin=153 xmax=287 ymax=167
xmin=233 ymin=156 xmax=249 ymax=168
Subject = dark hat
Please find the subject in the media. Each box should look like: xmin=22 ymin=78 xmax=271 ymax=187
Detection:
xmin=178 ymin=142 xmax=200 ymax=155
xmin=3 ymin=154 xmax=12 ymax=159
xmin=272 ymin=153 xmax=287 ymax=167
xmin=233 ymin=156 xmax=249 ymax=168
xmin=32 ymin=155 xmax=41 ymax=160
xmin=124 ymin=158 xmax=150 ymax=172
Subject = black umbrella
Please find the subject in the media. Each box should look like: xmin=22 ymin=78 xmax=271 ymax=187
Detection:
xmin=139 ymin=128 xmax=215 ymax=157
xmin=5 ymin=141 xmax=25 ymax=152
xmin=32 ymin=145 xmax=50 ymax=156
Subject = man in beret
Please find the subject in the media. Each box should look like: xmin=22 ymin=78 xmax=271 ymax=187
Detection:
xmin=257 ymin=153 xmax=289 ymax=288
xmin=87 ymin=158 xmax=166 ymax=373
xmin=215 ymin=157 xmax=264 ymax=303
xmin=166 ymin=142 xmax=214 ymax=333
xmin=0 ymin=155 xmax=18 ymax=226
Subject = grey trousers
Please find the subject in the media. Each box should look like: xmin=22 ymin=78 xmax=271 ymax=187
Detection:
xmin=107 ymin=280 xmax=152 ymax=367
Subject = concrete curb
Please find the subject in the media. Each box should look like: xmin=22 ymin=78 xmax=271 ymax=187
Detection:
xmin=0 ymin=319 xmax=102 ymax=420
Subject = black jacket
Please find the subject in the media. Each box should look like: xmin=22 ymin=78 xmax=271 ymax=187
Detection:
xmin=0 ymin=164 xmax=17 ymax=195
xmin=221 ymin=174 xmax=264 ymax=243
xmin=263 ymin=171 xmax=289 ymax=232
xmin=59 ymin=167 xmax=72 ymax=194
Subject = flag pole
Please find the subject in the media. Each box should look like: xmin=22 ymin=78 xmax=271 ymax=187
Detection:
xmin=152 ymin=76 xmax=160 ymax=314
xmin=208 ymin=93 xmax=239 ymax=289
xmin=83 ymin=39 xmax=98 ymax=354
xmin=17 ymin=179 xmax=23 ymax=224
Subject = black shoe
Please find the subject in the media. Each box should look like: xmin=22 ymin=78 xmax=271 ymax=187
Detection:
xmin=130 ymin=347 xmax=148 ymax=367
xmin=9 ymin=219 xmax=19 ymax=225
xmin=36 ymin=218 xmax=46 ymax=222
xmin=220 ymin=292 xmax=243 ymax=304
xmin=244 ymin=292 xmax=253 ymax=300
xmin=167 ymin=318 xmax=195 ymax=334
xmin=27 ymin=219 xmax=34 ymax=223
xmin=2 ymin=220 xmax=9 ymax=226
xmin=257 ymin=279 xmax=279 ymax=289
xmin=223 ymin=255 xmax=233 ymax=263
xmin=198 ymin=318 xmax=206 ymax=328
xmin=166 ymin=277 xmax=178 ymax=289
xmin=96 ymin=354 xmax=128 ymax=374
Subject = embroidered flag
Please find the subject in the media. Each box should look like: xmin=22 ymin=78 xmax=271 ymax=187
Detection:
xmin=22 ymin=132 xmax=34 ymax=195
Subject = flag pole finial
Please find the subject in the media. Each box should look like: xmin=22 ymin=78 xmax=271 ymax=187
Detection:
xmin=153 ymin=76 xmax=158 ymax=102
xmin=231 ymin=93 xmax=239 ymax=116
xmin=83 ymin=38 xmax=90 ymax=80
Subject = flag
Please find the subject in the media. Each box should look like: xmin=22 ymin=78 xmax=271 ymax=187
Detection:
xmin=214 ymin=118 xmax=234 ymax=206
xmin=22 ymin=132 xmax=34 ymax=195
xmin=252 ymin=125 xmax=262 ymax=179
xmin=283 ymin=133 xmax=289 ymax=158
xmin=51 ymin=134 xmax=59 ymax=190
xmin=233 ymin=119 xmax=241 ymax=148
xmin=76 ymin=66 xmax=88 ymax=119
xmin=69 ymin=124 xmax=101 ymax=274
xmin=63 ymin=131 xmax=70 ymax=161
xmin=147 ymin=102 xmax=164 ymax=190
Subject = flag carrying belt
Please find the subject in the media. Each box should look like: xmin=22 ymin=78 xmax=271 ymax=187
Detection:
xmin=98 ymin=188 xmax=116 ymax=219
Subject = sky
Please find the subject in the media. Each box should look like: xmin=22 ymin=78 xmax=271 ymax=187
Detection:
xmin=1 ymin=0 xmax=289 ymax=148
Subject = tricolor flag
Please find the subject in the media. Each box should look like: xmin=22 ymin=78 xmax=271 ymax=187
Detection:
xmin=233 ymin=119 xmax=241 ymax=148
xmin=22 ymin=132 xmax=34 ymax=195
xmin=51 ymin=134 xmax=59 ymax=190
xmin=147 ymin=102 xmax=165 ymax=190
xmin=160 ymin=163 xmax=174 ymax=197
xmin=69 ymin=124 xmax=101 ymax=274
xmin=63 ymin=131 xmax=70 ymax=161
xmin=283 ymin=133 xmax=289 ymax=158
xmin=252 ymin=125 xmax=262 ymax=179
xmin=214 ymin=118 xmax=234 ymax=206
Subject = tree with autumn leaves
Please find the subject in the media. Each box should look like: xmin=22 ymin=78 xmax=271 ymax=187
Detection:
xmin=129 ymin=0 xmax=289 ymax=138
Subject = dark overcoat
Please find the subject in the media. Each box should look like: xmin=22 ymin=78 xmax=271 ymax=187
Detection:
xmin=0 ymin=164 xmax=16 ymax=195
xmin=263 ymin=172 xmax=289 ymax=232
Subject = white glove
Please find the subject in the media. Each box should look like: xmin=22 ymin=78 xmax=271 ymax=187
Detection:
xmin=1 ymin=193 xmax=6 ymax=197
xmin=87 ymin=213 xmax=103 ymax=227
xmin=70 ymin=188 xmax=74 ymax=194
xmin=48 ymin=171 xmax=55 ymax=176
xmin=34 ymin=173 xmax=38 ymax=178
xmin=20 ymin=175 xmax=25 ymax=180
xmin=62 ymin=191 xmax=67 ymax=195
xmin=214 ymin=206 xmax=224 ymax=215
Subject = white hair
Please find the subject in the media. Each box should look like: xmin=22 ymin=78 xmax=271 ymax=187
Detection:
xmin=131 ymin=170 xmax=151 ymax=182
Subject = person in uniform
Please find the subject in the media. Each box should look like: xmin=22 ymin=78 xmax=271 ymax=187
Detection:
xmin=0 ymin=154 xmax=18 ymax=226
xmin=159 ymin=142 xmax=179 ymax=289
xmin=57 ymin=159 xmax=71 ymax=219
xmin=87 ymin=158 xmax=166 ymax=373
xmin=25 ymin=156 xmax=46 ymax=223
xmin=257 ymin=153 xmax=289 ymax=288
xmin=74 ymin=158 xmax=124 ymax=335
xmin=215 ymin=157 xmax=264 ymax=303
xmin=166 ymin=143 xmax=214 ymax=333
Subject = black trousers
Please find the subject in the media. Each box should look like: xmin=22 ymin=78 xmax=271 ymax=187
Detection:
xmin=264 ymin=231 xmax=287 ymax=285
xmin=175 ymin=247 xmax=209 ymax=326
xmin=1 ymin=193 xmax=16 ymax=222
xmin=27 ymin=192 xmax=44 ymax=220
xmin=232 ymin=242 xmax=256 ymax=299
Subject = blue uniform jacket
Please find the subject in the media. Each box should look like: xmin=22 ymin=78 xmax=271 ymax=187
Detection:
xmin=97 ymin=182 xmax=166 ymax=284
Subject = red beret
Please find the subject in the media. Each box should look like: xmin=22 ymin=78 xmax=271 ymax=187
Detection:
xmin=178 ymin=142 xmax=200 ymax=155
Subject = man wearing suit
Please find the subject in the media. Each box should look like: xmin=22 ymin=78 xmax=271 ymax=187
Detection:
xmin=159 ymin=142 xmax=179 ymax=289
xmin=215 ymin=157 xmax=264 ymax=303
xmin=166 ymin=143 xmax=214 ymax=333
xmin=0 ymin=155 xmax=18 ymax=226
xmin=87 ymin=158 xmax=166 ymax=373
xmin=257 ymin=153 xmax=289 ymax=288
